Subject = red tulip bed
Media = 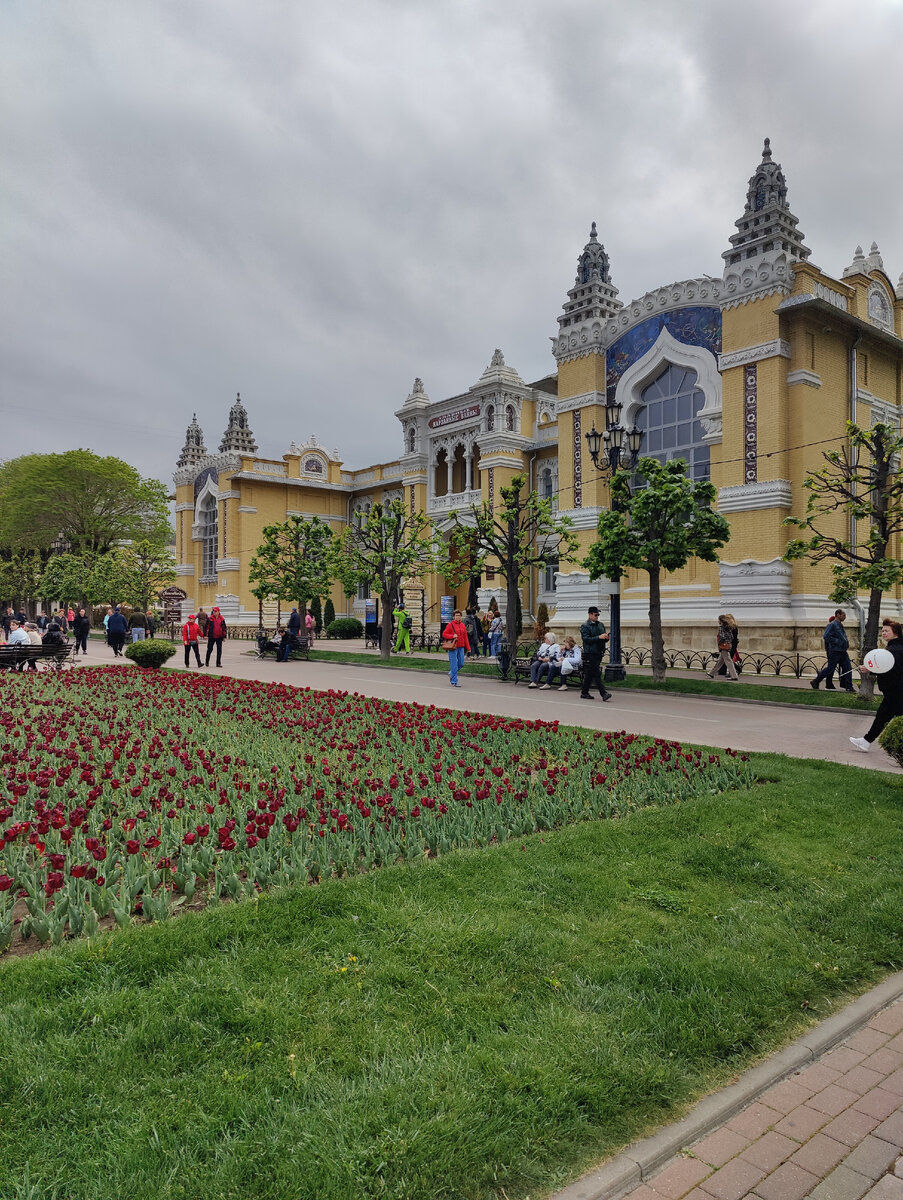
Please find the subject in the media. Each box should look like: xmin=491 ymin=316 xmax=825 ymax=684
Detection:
xmin=0 ymin=666 xmax=752 ymax=953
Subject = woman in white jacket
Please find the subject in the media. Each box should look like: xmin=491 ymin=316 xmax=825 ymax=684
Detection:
xmin=555 ymin=638 xmax=582 ymax=690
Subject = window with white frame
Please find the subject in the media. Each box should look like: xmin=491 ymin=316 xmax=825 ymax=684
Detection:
xmin=541 ymin=557 xmax=558 ymax=594
xmin=635 ymin=363 xmax=710 ymax=481
xmin=199 ymin=496 xmax=218 ymax=578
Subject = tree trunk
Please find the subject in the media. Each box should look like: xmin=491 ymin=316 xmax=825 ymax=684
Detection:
xmin=857 ymin=587 xmax=883 ymax=700
xmin=380 ymin=591 xmax=393 ymax=660
xmin=648 ymin=563 xmax=666 ymax=682
xmin=505 ymin=568 xmax=520 ymax=651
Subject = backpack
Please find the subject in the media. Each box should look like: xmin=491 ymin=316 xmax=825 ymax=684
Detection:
xmin=402 ymin=615 xmax=413 ymax=630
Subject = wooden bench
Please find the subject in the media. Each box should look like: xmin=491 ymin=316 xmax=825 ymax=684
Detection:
xmin=0 ymin=643 xmax=74 ymax=671
xmin=254 ymin=633 xmax=311 ymax=662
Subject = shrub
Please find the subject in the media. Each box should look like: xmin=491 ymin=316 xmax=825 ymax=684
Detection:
xmin=326 ymin=617 xmax=363 ymax=640
xmin=124 ymin=639 xmax=177 ymax=669
xmin=878 ymin=716 xmax=903 ymax=767
xmin=533 ymin=601 xmax=550 ymax=641
xmin=324 ymin=597 xmax=336 ymax=628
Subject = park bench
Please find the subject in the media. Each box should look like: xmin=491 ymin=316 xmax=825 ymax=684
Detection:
xmin=0 ymin=643 xmax=74 ymax=672
xmin=254 ymin=632 xmax=311 ymax=662
xmin=511 ymin=653 xmax=585 ymax=690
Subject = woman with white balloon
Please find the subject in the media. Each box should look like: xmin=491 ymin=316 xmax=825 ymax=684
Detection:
xmin=850 ymin=618 xmax=903 ymax=752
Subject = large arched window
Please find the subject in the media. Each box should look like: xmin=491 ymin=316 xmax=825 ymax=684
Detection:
xmin=635 ymin=364 xmax=710 ymax=481
xmin=199 ymin=496 xmax=218 ymax=578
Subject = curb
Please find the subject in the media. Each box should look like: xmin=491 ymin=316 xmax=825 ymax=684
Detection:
xmin=550 ymin=970 xmax=903 ymax=1200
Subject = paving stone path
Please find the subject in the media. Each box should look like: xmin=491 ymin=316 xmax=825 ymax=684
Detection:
xmin=619 ymin=1001 xmax=903 ymax=1200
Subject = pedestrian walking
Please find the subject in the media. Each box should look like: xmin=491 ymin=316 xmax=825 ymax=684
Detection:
xmin=850 ymin=618 xmax=903 ymax=752
xmin=579 ymin=606 xmax=612 ymax=701
xmin=128 ymin=608 xmax=148 ymax=642
xmin=707 ymin=614 xmax=739 ymax=681
xmin=488 ymin=611 xmax=503 ymax=658
xmin=106 ymin=608 xmax=128 ymax=657
xmin=205 ymin=606 xmax=227 ymax=667
xmin=393 ymin=600 xmax=413 ymax=654
xmin=182 ymin=614 xmax=203 ymax=668
xmin=811 ymin=609 xmax=855 ymax=692
xmin=442 ymin=609 xmax=471 ymax=687
xmin=72 ymin=608 xmax=91 ymax=656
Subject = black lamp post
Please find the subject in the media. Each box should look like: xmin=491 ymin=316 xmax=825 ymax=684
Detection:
xmin=585 ymin=409 xmax=645 ymax=681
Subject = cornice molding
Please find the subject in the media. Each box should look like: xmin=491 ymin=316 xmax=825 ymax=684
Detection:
xmin=718 ymin=340 xmax=791 ymax=370
xmin=786 ymin=369 xmax=822 ymax=389
xmin=554 ymin=391 xmax=606 ymax=415
xmin=717 ymin=481 xmax=793 ymax=513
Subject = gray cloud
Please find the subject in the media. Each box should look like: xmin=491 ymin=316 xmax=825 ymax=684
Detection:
xmin=2 ymin=0 xmax=901 ymax=483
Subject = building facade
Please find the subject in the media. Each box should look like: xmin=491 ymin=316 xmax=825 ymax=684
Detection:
xmin=174 ymin=141 xmax=903 ymax=651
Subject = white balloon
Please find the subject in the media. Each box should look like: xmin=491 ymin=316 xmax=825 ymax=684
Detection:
xmin=863 ymin=647 xmax=895 ymax=674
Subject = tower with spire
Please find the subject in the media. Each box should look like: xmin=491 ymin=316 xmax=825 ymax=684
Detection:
xmin=558 ymin=222 xmax=622 ymax=331
xmin=219 ymin=393 xmax=258 ymax=455
xmin=176 ymin=414 xmax=207 ymax=469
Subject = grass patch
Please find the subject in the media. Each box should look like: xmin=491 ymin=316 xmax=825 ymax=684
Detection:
xmin=289 ymin=647 xmax=877 ymax=709
xmin=1 ymin=750 xmax=901 ymax=1200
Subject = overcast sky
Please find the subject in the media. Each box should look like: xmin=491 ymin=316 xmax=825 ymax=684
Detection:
xmin=2 ymin=0 xmax=902 ymax=487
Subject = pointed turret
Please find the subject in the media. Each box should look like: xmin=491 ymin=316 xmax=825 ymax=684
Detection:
xmin=176 ymin=413 xmax=207 ymax=469
xmin=723 ymin=139 xmax=810 ymax=272
xmin=557 ymin=222 xmax=622 ymax=331
xmin=218 ymin=393 xmax=258 ymax=454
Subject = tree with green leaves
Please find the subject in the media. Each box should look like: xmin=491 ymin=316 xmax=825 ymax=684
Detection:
xmin=334 ymin=498 xmax=438 ymax=660
xmin=38 ymin=553 xmax=96 ymax=610
xmin=114 ymin=540 xmax=177 ymax=610
xmin=0 ymin=551 xmax=44 ymax=612
xmin=784 ymin=421 xmax=903 ymax=699
xmin=447 ymin=475 xmax=578 ymax=649
xmin=584 ymin=458 xmax=731 ymax=682
xmin=0 ymin=450 xmax=171 ymax=554
xmin=248 ymin=516 xmax=335 ymax=620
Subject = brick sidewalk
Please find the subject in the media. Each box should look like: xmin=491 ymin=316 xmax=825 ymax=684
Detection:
xmin=624 ymin=1002 xmax=903 ymax=1200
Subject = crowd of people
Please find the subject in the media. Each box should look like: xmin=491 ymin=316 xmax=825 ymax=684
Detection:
xmin=1 ymin=603 xmax=160 ymax=662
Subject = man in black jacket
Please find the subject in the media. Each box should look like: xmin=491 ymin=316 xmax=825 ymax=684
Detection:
xmin=811 ymin=609 xmax=854 ymax=692
xmin=579 ymin=606 xmax=613 ymax=701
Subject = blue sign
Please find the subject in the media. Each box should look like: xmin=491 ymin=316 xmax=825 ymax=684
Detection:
xmin=440 ymin=596 xmax=455 ymax=625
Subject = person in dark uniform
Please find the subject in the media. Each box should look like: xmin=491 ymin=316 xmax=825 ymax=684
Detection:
xmin=578 ymin=606 xmax=612 ymax=701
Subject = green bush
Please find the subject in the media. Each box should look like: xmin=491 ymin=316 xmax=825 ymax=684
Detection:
xmin=878 ymin=716 xmax=903 ymax=767
xmin=124 ymin=639 xmax=177 ymax=669
xmin=324 ymin=597 xmax=336 ymax=627
xmin=326 ymin=617 xmax=363 ymax=640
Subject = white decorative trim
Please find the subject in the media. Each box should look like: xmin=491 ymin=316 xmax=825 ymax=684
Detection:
xmin=718 ymin=340 xmax=790 ymax=370
xmin=175 ymin=502 xmax=194 ymax=512
xmin=173 ymin=451 xmax=241 ymax=488
xmin=721 ymin=251 xmax=793 ymax=310
xmin=718 ymin=558 xmax=793 ymax=622
xmin=215 ymin=558 xmax=240 ymax=572
xmin=236 ymin=505 xmax=257 ymax=513
xmin=550 ymin=572 xmax=618 ymax=630
xmin=252 ymin=461 xmax=287 ymax=476
xmin=216 ymin=490 xmax=240 ymax=500
xmin=554 ymin=390 xmax=606 ymax=415
xmin=427 ymin=490 xmax=482 ymax=515
xmin=813 ymin=281 xmax=849 ymax=311
xmin=615 ymin=327 xmax=722 ymax=446
xmin=786 ymin=369 xmax=822 ymax=388
xmin=622 ymin=583 xmax=713 ymax=594
xmin=475 ymin=451 xmax=526 ymax=470
xmin=176 ymin=564 xmax=195 ymax=576
xmin=717 ymin=480 xmax=792 ymax=512
xmin=556 ymin=506 xmax=604 ymax=531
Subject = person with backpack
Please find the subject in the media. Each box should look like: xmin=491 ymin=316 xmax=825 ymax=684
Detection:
xmin=393 ymin=601 xmax=413 ymax=654
xmin=182 ymin=614 xmax=203 ymax=668
xmin=205 ymin=606 xmax=228 ymax=668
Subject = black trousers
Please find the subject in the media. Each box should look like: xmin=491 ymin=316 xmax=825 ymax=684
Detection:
xmin=205 ymin=636 xmax=224 ymax=666
xmin=184 ymin=641 xmax=202 ymax=667
xmin=109 ymin=633 xmax=125 ymax=656
xmin=865 ymin=692 xmax=903 ymax=743
xmin=581 ymin=653 xmax=610 ymax=697
xmin=75 ymin=633 xmax=88 ymax=654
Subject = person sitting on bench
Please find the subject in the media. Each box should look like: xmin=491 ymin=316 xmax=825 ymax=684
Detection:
xmin=528 ymin=633 xmax=561 ymax=689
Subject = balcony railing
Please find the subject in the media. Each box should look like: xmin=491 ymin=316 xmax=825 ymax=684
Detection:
xmin=427 ymin=489 xmax=482 ymax=514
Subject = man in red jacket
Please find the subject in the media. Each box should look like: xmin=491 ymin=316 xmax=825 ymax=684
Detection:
xmin=205 ymin=606 xmax=227 ymax=668
xmin=182 ymin=614 xmax=202 ymax=668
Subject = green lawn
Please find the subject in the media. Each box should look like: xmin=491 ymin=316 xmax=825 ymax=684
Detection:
xmin=1 ymin=750 xmax=901 ymax=1200
xmin=298 ymin=645 xmax=878 ymax=710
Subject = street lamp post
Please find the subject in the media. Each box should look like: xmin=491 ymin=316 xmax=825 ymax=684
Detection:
xmin=585 ymin=406 xmax=645 ymax=682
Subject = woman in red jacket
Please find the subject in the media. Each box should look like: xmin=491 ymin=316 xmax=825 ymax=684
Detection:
xmin=182 ymin=614 xmax=202 ymax=668
xmin=442 ymin=609 xmax=471 ymax=687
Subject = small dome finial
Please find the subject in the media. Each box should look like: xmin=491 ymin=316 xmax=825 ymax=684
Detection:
xmin=762 ymin=137 xmax=772 ymax=159
xmin=589 ymin=221 xmax=598 ymax=240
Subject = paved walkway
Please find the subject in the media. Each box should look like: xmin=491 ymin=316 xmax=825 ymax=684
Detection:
xmin=78 ymin=638 xmax=901 ymax=774
xmin=556 ymin=986 xmax=903 ymax=1200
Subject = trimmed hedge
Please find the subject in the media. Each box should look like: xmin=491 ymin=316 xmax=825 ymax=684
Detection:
xmin=124 ymin=639 xmax=177 ymax=669
xmin=325 ymin=617 xmax=363 ymax=640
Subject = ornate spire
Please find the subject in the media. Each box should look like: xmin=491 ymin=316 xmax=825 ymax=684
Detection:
xmin=176 ymin=413 xmax=207 ymax=469
xmin=218 ymin=392 xmax=258 ymax=454
xmin=557 ymin=222 xmax=622 ymax=331
xmin=723 ymin=138 xmax=810 ymax=272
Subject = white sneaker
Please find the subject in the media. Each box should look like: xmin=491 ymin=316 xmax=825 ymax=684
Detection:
xmin=558 ymin=684 xmax=568 ymax=691
xmin=540 ymin=684 xmax=551 ymax=690
xmin=850 ymin=736 xmax=871 ymax=752
xmin=528 ymin=682 xmax=537 ymax=688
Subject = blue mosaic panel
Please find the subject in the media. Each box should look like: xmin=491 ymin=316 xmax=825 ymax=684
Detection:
xmin=606 ymin=307 xmax=721 ymax=400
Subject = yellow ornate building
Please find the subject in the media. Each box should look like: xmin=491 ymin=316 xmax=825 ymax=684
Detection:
xmin=174 ymin=141 xmax=903 ymax=650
